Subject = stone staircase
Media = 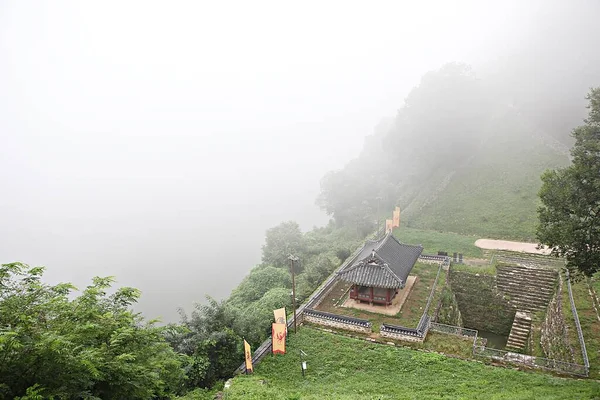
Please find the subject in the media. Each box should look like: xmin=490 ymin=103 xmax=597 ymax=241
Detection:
xmin=506 ymin=311 xmax=532 ymax=351
xmin=496 ymin=265 xmax=558 ymax=312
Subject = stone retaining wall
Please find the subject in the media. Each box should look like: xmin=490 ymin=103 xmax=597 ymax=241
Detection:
xmin=380 ymin=329 xmax=426 ymax=343
xmin=540 ymin=274 xmax=576 ymax=362
xmin=303 ymin=311 xmax=371 ymax=334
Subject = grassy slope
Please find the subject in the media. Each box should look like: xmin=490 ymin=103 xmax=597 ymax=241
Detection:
xmin=568 ymin=277 xmax=600 ymax=379
xmin=394 ymin=226 xmax=483 ymax=258
xmin=228 ymin=327 xmax=600 ymax=400
xmin=405 ymin=109 xmax=570 ymax=241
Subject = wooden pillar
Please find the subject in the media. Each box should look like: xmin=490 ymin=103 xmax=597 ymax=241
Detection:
xmin=370 ymin=287 xmax=374 ymax=304
xmin=386 ymin=288 xmax=390 ymax=304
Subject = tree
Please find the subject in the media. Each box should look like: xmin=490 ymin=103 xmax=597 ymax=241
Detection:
xmin=227 ymin=266 xmax=291 ymax=307
xmin=169 ymin=297 xmax=243 ymax=390
xmin=0 ymin=263 xmax=186 ymax=399
xmin=261 ymin=221 xmax=306 ymax=268
xmin=537 ymin=88 xmax=600 ymax=277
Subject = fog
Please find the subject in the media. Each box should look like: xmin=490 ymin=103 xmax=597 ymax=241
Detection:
xmin=1 ymin=0 xmax=598 ymax=322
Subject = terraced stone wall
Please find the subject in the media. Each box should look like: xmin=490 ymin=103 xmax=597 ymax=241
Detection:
xmin=449 ymin=270 xmax=515 ymax=336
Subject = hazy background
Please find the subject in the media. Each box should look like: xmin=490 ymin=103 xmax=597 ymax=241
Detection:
xmin=1 ymin=0 xmax=597 ymax=321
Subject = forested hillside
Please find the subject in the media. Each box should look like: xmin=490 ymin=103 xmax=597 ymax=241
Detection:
xmin=317 ymin=63 xmax=572 ymax=240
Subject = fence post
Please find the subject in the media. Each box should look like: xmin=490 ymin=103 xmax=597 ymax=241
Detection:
xmin=565 ymin=269 xmax=590 ymax=375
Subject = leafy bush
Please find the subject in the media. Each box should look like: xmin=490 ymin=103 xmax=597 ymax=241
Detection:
xmin=0 ymin=263 xmax=186 ymax=399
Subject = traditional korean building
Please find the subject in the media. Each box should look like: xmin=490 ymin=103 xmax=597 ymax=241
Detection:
xmin=338 ymin=232 xmax=423 ymax=305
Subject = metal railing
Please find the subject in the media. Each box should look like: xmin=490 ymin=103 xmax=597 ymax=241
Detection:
xmin=473 ymin=345 xmax=588 ymax=376
xmin=422 ymin=257 xmax=447 ymax=317
xmin=429 ymin=322 xmax=477 ymax=338
xmin=565 ymin=269 xmax=590 ymax=374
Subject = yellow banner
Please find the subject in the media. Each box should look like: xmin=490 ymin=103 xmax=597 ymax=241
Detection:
xmin=244 ymin=339 xmax=253 ymax=373
xmin=386 ymin=219 xmax=393 ymax=233
xmin=393 ymin=207 xmax=400 ymax=228
xmin=272 ymin=323 xmax=286 ymax=354
xmin=273 ymin=307 xmax=287 ymax=334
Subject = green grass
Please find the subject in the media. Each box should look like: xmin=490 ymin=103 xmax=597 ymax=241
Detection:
xmin=451 ymin=263 xmax=497 ymax=275
xmin=227 ymin=327 xmax=600 ymax=399
xmin=394 ymin=227 xmax=483 ymax=258
xmin=567 ymin=277 xmax=600 ymax=379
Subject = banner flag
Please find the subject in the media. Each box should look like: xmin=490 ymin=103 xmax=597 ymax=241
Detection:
xmin=393 ymin=207 xmax=400 ymax=228
xmin=272 ymin=323 xmax=286 ymax=354
xmin=385 ymin=219 xmax=393 ymax=233
xmin=273 ymin=307 xmax=287 ymax=333
xmin=244 ymin=339 xmax=253 ymax=373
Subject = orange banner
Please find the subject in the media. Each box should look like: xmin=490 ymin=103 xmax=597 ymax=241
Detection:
xmin=244 ymin=339 xmax=253 ymax=373
xmin=272 ymin=323 xmax=286 ymax=354
xmin=386 ymin=219 xmax=393 ymax=233
xmin=393 ymin=207 xmax=400 ymax=228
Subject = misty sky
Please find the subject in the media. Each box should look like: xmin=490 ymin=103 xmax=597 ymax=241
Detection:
xmin=1 ymin=0 xmax=595 ymax=322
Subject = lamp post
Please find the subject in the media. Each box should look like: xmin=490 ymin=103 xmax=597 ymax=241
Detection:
xmin=288 ymin=254 xmax=299 ymax=334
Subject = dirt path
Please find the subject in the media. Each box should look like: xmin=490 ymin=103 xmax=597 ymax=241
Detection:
xmin=474 ymin=239 xmax=551 ymax=255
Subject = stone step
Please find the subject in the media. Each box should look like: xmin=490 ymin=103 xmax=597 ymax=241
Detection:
xmin=498 ymin=264 xmax=558 ymax=271
xmin=497 ymin=275 xmax=556 ymax=284
xmin=497 ymin=273 xmax=557 ymax=281
xmin=498 ymin=287 xmax=554 ymax=299
xmin=496 ymin=276 xmax=557 ymax=286
xmin=505 ymin=310 xmax=532 ymax=351
xmin=496 ymin=270 xmax=558 ymax=281
xmin=499 ymin=291 xmax=553 ymax=304
xmin=511 ymin=322 xmax=531 ymax=330
xmin=498 ymin=285 xmax=554 ymax=297
xmin=499 ymin=291 xmax=552 ymax=304
xmin=498 ymin=265 xmax=558 ymax=272
xmin=499 ymin=264 xmax=558 ymax=272
xmin=497 ymin=279 xmax=556 ymax=289
xmin=497 ymin=273 xmax=557 ymax=283
xmin=497 ymin=268 xmax=558 ymax=278
xmin=507 ymin=338 xmax=527 ymax=346
xmin=509 ymin=329 xmax=529 ymax=337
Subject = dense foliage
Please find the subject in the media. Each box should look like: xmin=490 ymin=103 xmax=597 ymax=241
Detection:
xmin=537 ymin=88 xmax=600 ymax=276
xmin=0 ymin=263 xmax=186 ymax=400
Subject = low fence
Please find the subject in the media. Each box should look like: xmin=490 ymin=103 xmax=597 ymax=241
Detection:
xmin=304 ymin=309 xmax=371 ymax=333
xmin=428 ymin=322 xmax=589 ymax=377
xmin=419 ymin=254 xmax=449 ymax=264
xmin=422 ymin=257 xmax=447 ymax=317
xmin=473 ymin=345 xmax=588 ymax=376
xmin=565 ymin=270 xmax=590 ymax=374
xmin=429 ymin=322 xmax=477 ymax=340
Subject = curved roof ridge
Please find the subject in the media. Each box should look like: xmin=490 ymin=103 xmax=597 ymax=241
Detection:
xmin=374 ymin=231 xmax=392 ymax=251
xmin=381 ymin=263 xmax=404 ymax=285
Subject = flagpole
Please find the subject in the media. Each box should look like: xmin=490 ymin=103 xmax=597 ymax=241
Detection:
xmin=288 ymin=254 xmax=298 ymax=334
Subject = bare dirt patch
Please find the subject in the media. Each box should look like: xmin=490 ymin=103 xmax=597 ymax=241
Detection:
xmin=474 ymin=239 xmax=550 ymax=255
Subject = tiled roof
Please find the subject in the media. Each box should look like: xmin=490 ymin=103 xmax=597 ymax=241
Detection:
xmin=338 ymin=232 xmax=423 ymax=288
